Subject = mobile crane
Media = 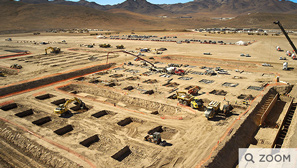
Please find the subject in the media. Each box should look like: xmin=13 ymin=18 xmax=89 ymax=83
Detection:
xmin=273 ymin=21 xmax=297 ymax=60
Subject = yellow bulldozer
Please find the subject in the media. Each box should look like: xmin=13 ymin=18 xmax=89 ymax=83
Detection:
xmin=45 ymin=47 xmax=61 ymax=55
xmin=54 ymin=97 xmax=87 ymax=116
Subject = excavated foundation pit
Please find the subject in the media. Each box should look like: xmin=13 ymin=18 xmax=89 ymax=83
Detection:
xmin=248 ymin=86 xmax=264 ymax=91
xmin=148 ymin=126 xmax=177 ymax=140
xmin=199 ymin=79 xmax=214 ymax=84
xmin=111 ymin=146 xmax=132 ymax=162
xmin=117 ymin=117 xmax=133 ymax=127
xmin=15 ymin=109 xmax=34 ymax=118
xmin=54 ymin=125 xmax=73 ymax=135
xmin=126 ymin=76 xmax=140 ymax=81
xmin=185 ymin=85 xmax=195 ymax=90
xmin=123 ymin=86 xmax=134 ymax=91
xmin=35 ymin=94 xmax=55 ymax=100
xmin=143 ymin=90 xmax=154 ymax=95
xmin=105 ymin=82 xmax=116 ymax=87
xmin=70 ymin=91 xmax=79 ymax=94
xmin=109 ymin=74 xmax=123 ymax=78
xmin=92 ymin=110 xmax=116 ymax=118
xmin=1 ymin=103 xmax=18 ymax=111
xmin=143 ymin=79 xmax=158 ymax=84
xmin=79 ymin=135 xmax=99 ymax=147
xmin=89 ymin=79 xmax=100 ymax=84
xmin=32 ymin=116 xmax=52 ymax=126
xmin=222 ymin=82 xmax=239 ymax=87
xmin=70 ymin=105 xmax=88 ymax=111
xmin=167 ymin=94 xmax=177 ymax=99
xmin=209 ymin=90 xmax=227 ymax=96
xmin=163 ymin=82 xmax=179 ymax=87
xmin=237 ymin=94 xmax=255 ymax=100
xmin=51 ymin=99 xmax=67 ymax=105
xmin=151 ymin=111 xmax=159 ymax=115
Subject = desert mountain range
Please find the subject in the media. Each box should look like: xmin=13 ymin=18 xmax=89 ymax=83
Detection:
xmin=20 ymin=0 xmax=297 ymax=15
xmin=0 ymin=0 xmax=297 ymax=33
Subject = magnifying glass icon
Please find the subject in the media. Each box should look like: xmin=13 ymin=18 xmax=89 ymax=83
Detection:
xmin=245 ymin=153 xmax=255 ymax=163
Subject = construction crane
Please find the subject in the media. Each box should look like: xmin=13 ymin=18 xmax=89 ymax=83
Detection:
xmin=54 ymin=97 xmax=86 ymax=116
xmin=273 ymin=21 xmax=297 ymax=53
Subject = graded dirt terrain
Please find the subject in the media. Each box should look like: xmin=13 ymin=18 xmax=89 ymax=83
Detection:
xmin=0 ymin=31 xmax=297 ymax=168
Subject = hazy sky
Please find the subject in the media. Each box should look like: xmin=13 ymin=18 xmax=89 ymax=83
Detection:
xmin=70 ymin=0 xmax=297 ymax=5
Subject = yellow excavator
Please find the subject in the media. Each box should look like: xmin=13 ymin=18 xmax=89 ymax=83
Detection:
xmin=54 ymin=97 xmax=86 ymax=116
xmin=45 ymin=47 xmax=61 ymax=55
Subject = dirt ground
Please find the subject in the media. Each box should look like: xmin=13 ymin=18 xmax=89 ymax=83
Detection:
xmin=0 ymin=31 xmax=297 ymax=168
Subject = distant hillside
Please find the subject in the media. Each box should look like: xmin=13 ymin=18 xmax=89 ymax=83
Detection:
xmin=22 ymin=0 xmax=108 ymax=10
xmin=112 ymin=0 xmax=171 ymax=15
xmin=223 ymin=13 xmax=297 ymax=29
xmin=160 ymin=0 xmax=297 ymax=14
xmin=19 ymin=0 xmax=297 ymax=16
xmin=1 ymin=1 xmax=297 ymax=33
xmin=0 ymin=1 xmax=163 ymax=33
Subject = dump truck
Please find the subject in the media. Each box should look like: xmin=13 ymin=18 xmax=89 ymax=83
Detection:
xmin=204 ymin=101 xmax=221 ymax=119
xmin=176 ymin=91 xmax=194 ymax=106
xmin=176 ymin=91 xmax=204 ymax=109
xmin=188 ymin=86 xmax=200 ymax=95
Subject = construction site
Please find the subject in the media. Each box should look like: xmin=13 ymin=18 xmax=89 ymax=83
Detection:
xmin=0 ymin=25 xmax=297 ymax=168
